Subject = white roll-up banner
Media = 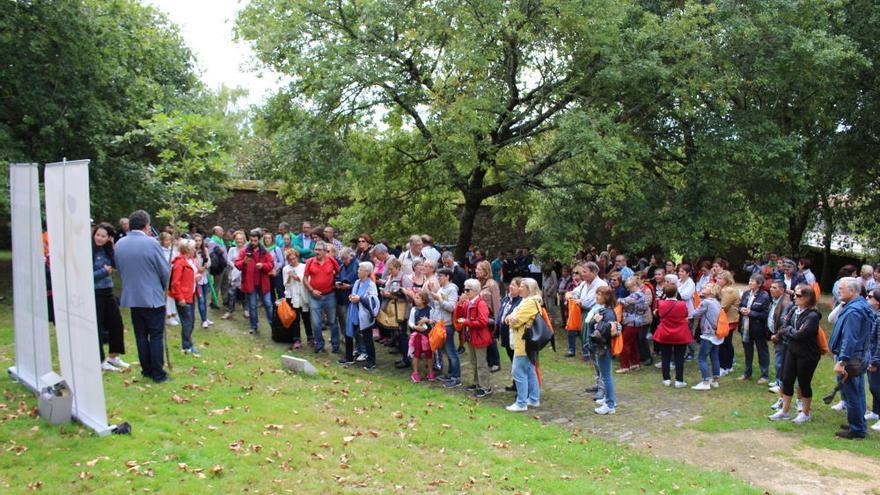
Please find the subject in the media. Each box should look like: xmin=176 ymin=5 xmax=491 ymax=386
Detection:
xmin=8 ymin=163 xmax=53 ymax=393
xmin=44 ymin=159 xmax=110 ymax=435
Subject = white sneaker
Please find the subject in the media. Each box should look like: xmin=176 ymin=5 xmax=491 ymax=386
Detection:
xmin=101 ymin=360 xmax=121 ymax=372
xmin=674 ymin=381 xmax=687 ymax=389
xmin=506 ymin=403 xmax=528 ymax=412
xmin=614 ymin=368 xmax=629 ymax=374
xmin=595 ymin=398 xmax=606 ymax=405
xmin=594 ymin=404 xmax=616 ymax=415
xmin=710 ymin=380 xmax=720 ymax=389
xmin=872 ymin=421 xmax=880 ymax=431
xmin=167 ymin=317 xmax=180 ymax=326
xmin=655 ymin=361 xmax=663 ymax=369
xmin=768 ymin=384 xmax=780 ymax=394
xmin=107 ymin=356 xmax=130 ymax=369
xmin=691 ymin=382 xmax=711 ymax=391
xmin=831 ymin=400 xmax=847 ymax=412
xmin=243 ymin=310 xmax=250 ymax=318
xmin=718 ymin=368 xmax=729 ymax=377
xmin=662 ymin=380 xmax=672 ymax=387
xmin=205 ymin=319 xmax=214 ymax=326
xmin=865 ymin=411 xmax=880 ymax=421
xmin=768 ymin=410 xmax=791 ymax=421
xmin=527 ymin=401 xmax=540 ymax=408
xmin=792 ymin=412 xmax=811 ymax=424
xmin=202 ymin=321 xmax=210 ymax=328
xmin=770 ymin=398 xmax=783 ymax=410
xmin=356 ymin=354 xmax=367 ymax=362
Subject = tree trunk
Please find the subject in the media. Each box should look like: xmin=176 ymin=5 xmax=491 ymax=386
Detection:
xmin=454 ymin=193 xmax=483 ymax=262
xmin=787 ymin=201 xmax=812 ymax=258
xmin=819 ymin=193 xmax=833 ymax=289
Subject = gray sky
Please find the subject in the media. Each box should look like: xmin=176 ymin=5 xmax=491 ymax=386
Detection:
xmin=145 ymin=0 xmax=281 ymax=107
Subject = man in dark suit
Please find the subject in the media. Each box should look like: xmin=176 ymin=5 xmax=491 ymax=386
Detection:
xmin=767 ymin=280 xmax=792 ymax=393
xmin=739 ymin=273 xmax=771 ymax=383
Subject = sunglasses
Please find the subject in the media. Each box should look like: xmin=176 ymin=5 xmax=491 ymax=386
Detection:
xmin=358 ymin=239 xmax=367 ymax=243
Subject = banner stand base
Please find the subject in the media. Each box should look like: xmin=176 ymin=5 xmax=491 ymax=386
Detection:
xmin=7 ymin=366 xmax=39 ymax=394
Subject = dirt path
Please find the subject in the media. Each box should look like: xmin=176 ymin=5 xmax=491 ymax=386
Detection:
xmin=490 ymin=367 xmax=880 ymax=495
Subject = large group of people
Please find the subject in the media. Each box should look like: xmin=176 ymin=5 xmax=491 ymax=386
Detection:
xmin=88 ymin=211 xmax=880 ymax=439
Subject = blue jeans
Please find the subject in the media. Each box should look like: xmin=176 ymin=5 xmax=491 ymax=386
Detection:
xmin=196 ymin=285 xmax=208 ymax=323
xmin=309 ymin=293 xmax=340 ymax=350
xmin=597 ymin=350 xmax=615 ymax=409
xmin=176 ymin=302 xmax=195 ymax=351
xmin=130 ymin=307 xmax=167 ymax=381
xmin=247 ymin=291 xmax=273 ymax=331
xmin=442 ymin=325 xmax=461 ymax=379
xmin=567 ymin=331 xmax=580 ymax=355
xmin=698 ymin=338 xmax=720 ymax=381
xmin=773 ymin=343 xmax=786 ymax=386
xmin=843 ymin=372 xmax=867 ymax=435
xmin=512 ymin=356 xmax=540 ymax=407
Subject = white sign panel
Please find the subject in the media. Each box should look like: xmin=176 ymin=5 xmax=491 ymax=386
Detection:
xmin=44 ymin=159 xmax=110 ymax=435
xmin=8 ymin=163 xmax=53 ymax=392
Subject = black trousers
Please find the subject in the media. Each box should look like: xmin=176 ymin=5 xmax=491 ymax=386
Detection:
xmin=130 ymin=306 xmax=167 ymax=381
xmin=781 ymin=350 xmax=820 ymax=398
xmin=658 ymin=342 xmax=687 ymax=382
xmin=95 ymin=288 xmax=125 ymax=362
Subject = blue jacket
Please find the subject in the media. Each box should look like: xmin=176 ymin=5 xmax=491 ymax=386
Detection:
xmin=335 ymin=259 xmax=359 ymax=305
xmin=829 ymin=296 xmax=873 ymax=363
xmin=115 ymin=230 xmax=171 ymax=308
xmin=739 ymin=289 xmax=770 ymax=340
xmin=93 ymin=248 xmax=115 ymax=290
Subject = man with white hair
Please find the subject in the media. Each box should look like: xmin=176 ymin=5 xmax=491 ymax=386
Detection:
xmin=861 ymin=265 xmax=877 ymax=292
xmin=829 ymin=277 xmax=874 ymax=439
xmin=420 ymin=235 xmax=441 ymax=263
xmin=399 ymin=235 xmax=425 ymax=276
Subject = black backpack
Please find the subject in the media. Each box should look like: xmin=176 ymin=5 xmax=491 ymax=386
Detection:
xmin=209 ymin=245 xmax=227 ymax=275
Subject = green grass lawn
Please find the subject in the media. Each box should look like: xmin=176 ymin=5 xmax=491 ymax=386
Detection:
xmin=0 ymin=306 xmax=762 ymax=494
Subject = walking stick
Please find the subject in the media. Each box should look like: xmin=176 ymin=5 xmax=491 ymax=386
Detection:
xmin=164 ymin=331 xmax=173 ymax=370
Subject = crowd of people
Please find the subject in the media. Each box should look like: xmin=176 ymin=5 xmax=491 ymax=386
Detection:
xmin=90 ymin=211 xmax=880 ymax=439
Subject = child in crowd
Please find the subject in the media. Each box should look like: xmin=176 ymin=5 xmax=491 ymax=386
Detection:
xmin=408 ymin=290 xmax=434 ymax=382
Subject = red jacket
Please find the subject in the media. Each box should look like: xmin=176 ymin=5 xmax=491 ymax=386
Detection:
xmin=454 ymin=297 xmax=492 ymax=348
xmin=653 ymin=299 xmax=692 ymax=345
xmin=235 ymin=245 xmax=274 ymax=294
xmin=169 ymin=254 xmax=196 ymax=304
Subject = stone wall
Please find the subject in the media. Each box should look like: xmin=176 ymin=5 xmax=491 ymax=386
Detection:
xmin=192 ymin=187 xmax=529 ymax=257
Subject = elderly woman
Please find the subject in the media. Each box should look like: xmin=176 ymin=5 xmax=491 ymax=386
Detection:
xmin=739 ymin=273 xmax=771 ymax=383
xmin=340 ymin=261 xmax=380 ymax=369
xmin=455 ymin=278 xmax=492 ymax=397
xmin=715 ymin=270 xmax=741 ymax=376
xmin=654 ymin=284 xmax=692 ymax=387
xmin=282 ymin=249 xmax=312 ymax=349
xmin=381 ymin=259 xmax=414 ymax=369
xmin=504 ymin=278 xmax=543 ymax=412
xmin=476 ymin=260 xmax=502 ymax=372
xmin=336 ymin=247 xmax=360 ymax=357
xmin=617 ymin=276 xmax=652 ymax=372
xmin=768 ymin=284 xmax=822 ymax=423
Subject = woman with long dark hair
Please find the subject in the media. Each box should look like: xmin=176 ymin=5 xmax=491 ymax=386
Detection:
xmin=92 ymin=222 xmax=128 ymax=372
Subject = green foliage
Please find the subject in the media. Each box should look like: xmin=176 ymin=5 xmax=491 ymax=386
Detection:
xmin=0 ymin=0 xmax=236 ymax=223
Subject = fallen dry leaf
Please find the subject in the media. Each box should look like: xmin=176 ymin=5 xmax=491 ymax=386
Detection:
xmin=171 ymin=394 xmax=191 ymax=404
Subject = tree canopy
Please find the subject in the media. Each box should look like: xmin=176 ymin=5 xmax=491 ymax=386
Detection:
xmin=236 ymin=0 xmax=879 ymax=264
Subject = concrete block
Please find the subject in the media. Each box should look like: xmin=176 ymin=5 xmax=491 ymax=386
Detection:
xmin=281 ymin=355 xmax=318 ymax=375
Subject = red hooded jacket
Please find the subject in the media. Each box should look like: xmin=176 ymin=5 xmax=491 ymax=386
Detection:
xmin=235 ymin=245 xmax=274 ymax=294
xmin=453 ymin=297 xmax=492 ymax=348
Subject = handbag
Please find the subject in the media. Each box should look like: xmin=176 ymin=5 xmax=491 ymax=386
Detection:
xmin=428 ymin=320 xmax=447 ymax=351
xmin=276 ymin=298 xmax=296 ymax=328
xmin=524 ymin=301 xmax=555 ymax=353
xmin=817 ymin=326 xmax=830 ymax=355
xmin=565 ymin=299 xmax=582 ymax=331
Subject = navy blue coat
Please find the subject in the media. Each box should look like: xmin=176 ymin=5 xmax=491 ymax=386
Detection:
xmin=739 ymin=289 xmax=771 ymax=341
